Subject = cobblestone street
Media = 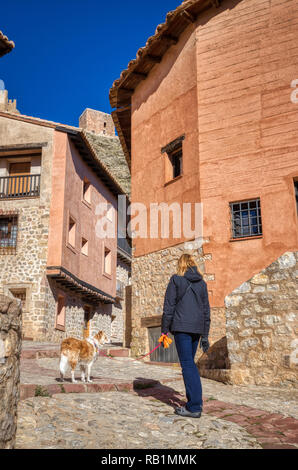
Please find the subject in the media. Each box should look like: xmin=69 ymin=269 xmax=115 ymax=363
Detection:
xmin=16 ymin=343 xmax=298 ymax=450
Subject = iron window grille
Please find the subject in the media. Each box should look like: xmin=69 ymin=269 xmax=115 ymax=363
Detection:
xmin=230 ymin=199 xmax=262 ymax=239
xmin=294 ymin=181 xmax=298 ymax=215
xmin=0 ymin=214 xmax=18 ymax=254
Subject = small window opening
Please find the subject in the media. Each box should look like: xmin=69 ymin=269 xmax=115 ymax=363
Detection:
xmin=81 ymin=237 xmax=88 ymax=256
xmin=68 ymin=216 xmax=76 ymax=248
xmin=83 ymin=178 xmax=91 ymax=204
xmin=104 ymin=247 xmax=112 ymax=275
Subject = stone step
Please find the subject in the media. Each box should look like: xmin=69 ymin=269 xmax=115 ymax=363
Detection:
xmin=20 ymin=377 xmax=181 ymax=400
xmin=21 ymin=345 xmax=131 ymax=360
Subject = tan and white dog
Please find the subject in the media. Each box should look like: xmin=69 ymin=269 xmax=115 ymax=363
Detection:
xmin=59 ymin=331 xmax=108 ymax=383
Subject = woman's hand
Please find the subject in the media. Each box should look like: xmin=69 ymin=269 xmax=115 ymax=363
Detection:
xmin=158 ymin=333 xmax=172 ymax=349
xmin=200 ymin=336 xmax=210 ymax=353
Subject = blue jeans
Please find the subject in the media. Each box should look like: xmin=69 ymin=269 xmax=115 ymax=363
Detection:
xmin=174 ymin=332 xmax=203 ymax=412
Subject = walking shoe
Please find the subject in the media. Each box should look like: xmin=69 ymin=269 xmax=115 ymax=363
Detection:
xmin=174 ymin=406 xmax=201 ymax=418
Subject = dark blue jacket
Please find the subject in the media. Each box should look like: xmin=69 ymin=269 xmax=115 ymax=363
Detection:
xmin=161 ymin=267 xmax=211 ymax=336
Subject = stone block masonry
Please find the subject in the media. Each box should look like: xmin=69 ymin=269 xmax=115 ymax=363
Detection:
xmin=44 ymin=277 xmax=113 ymax=344
xmin=225 ymin=252 xmax=298 ymax=387
xmin=0 ymin=294 xmax=22 ymax=449
xmin=111 ymin=260 xmax=131 ymax=343
xmin=0 ymin=118 xmax=54 ymax=341
xmin=79 ymin=109 xmax=115 ymax=137
xmin=0 ymin=203 xmax=51 ymax=340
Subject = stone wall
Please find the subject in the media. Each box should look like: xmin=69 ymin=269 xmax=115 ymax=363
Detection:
xmin=130 ymin=242 xmax=224 ymax=357
xmin=0 ymin=294 xmax=22 ymax=449
xmin=0 ymin=118 xmax=54 ymax=340
xmin=1 ymin=204 xmax=51 ymax=339
xmin=44 ymin=278 xmax=113 ymax=343
xmin=111 ymin=260 xmax=131 ymax=343
xmin=225 ymin=252 xmax=298 ymax=387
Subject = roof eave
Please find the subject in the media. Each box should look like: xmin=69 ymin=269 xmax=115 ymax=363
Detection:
xmin=109 ymin=0 xmax=221 ymax=168
xmin=0 ymin=111 xmax=125 ymax=197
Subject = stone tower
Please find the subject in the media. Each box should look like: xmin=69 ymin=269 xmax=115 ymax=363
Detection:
xmin=0 ymin=89 xmax=19 ymax=114
xmin=79 ymin=108 xmax=115 ymax=136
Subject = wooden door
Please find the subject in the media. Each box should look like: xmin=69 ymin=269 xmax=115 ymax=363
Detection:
xmin=9 ymin=162 xmax=31 ymax=196
xmin=83 ymin=306 xmax=91 ymax=339
xmin=148 ymin=327 xmax=179 ymax=363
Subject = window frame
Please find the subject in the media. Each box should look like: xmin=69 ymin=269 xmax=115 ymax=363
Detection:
xmin=0 ymin=212 xmax=19 ymax=254
xmin=294 ymin=179 xmax=298 ymax=216
xmin=162 ymin=135 xmax=185 ymax=185
xmin=229 ymin=198 xmax=263 ymax=241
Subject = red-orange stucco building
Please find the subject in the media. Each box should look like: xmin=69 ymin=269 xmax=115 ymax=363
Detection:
xmin=110 ymin=0 xmax=298 ymax=372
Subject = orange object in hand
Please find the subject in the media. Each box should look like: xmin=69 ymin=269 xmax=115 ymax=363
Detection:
xmin=158 ymin=334 xmax=173 ymax=349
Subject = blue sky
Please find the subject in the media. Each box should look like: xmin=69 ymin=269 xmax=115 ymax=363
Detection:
xmin=0 ymin=0 xmax=181 ymax=127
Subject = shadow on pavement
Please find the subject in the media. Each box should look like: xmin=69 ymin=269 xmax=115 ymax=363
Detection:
xmin=133 ymin=378 xmax=185 ymax=409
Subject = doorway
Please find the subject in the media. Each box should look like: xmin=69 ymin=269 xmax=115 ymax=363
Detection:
xmin=9 ymin=162 xmax=31 ymax=196
xmin=83 ymin=306 xmax=92 ymax=339
xmin=148 ymin=327 xmax=179 ymax=363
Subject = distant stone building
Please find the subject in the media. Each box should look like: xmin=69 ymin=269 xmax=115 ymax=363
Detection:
xmin=0 ymin=109 xmax=131 ymax=344
xmin=110 ymin=0 xmax=298 ymax=385
xmin=0 ymin=89 xmax=19 ymax=114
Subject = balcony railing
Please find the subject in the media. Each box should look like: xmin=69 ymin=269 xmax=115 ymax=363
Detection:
xmin=0 ymin=174 xmax=41 ymax=199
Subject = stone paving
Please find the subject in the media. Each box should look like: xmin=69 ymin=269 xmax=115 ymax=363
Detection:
xmin=16 ymin=343 xmax=298 ymax=449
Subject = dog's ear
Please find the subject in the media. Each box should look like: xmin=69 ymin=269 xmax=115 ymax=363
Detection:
xmin=96 ymin=331 xmax=104 ymax=341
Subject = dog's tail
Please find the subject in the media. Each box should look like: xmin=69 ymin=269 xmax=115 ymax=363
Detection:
xmin=59 ymin=354 xmax=69 ymax=379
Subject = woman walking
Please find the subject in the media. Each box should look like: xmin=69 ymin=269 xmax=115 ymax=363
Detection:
xmin=161 ymin=254 xmax=211 ymax=418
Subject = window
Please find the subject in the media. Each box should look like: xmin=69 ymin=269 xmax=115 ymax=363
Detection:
xmin=104 ymin=247 xmax=112 ymax=275
xmin=162 ymin=135 xmax=185 ymax=183
xmin=81 ymin=237 xmax=88 ymax=256
xmin=68 ymin=216 xmax=76 ymax=248
xmin=56 ymin=294 xmax=66 ymax=330
xmin=82 ymin=178 xmax=91 ymax=204
xmin=0 ymin=152 xmax=41 ymax=199
xmin=0 ymin=214 xmax=18 ymax=254
xmin=170 ymin=148 xmax=183 ymax=179
xmin=294 ymin=180 xmax=298 ymax=215
xmin=9 ymin=289 xmax=26 ymax=310
xmin=107 ymin=203 xmax=114 ymax=222
xmin=230 ymin=199 xmax=262 ymax=239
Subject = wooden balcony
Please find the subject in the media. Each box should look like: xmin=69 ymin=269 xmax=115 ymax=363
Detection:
xmin=117 ymin=236 xmax=132 ymax=262
xmin=0 ymin=174 xmax=41 ymax=199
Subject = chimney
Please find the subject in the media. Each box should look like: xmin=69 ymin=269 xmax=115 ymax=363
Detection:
xmin=79 ymin=109 xmax=115 ymax=137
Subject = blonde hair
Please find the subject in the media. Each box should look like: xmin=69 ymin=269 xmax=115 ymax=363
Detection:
xmin=177 ymin=253 xmax=202 ymax=277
